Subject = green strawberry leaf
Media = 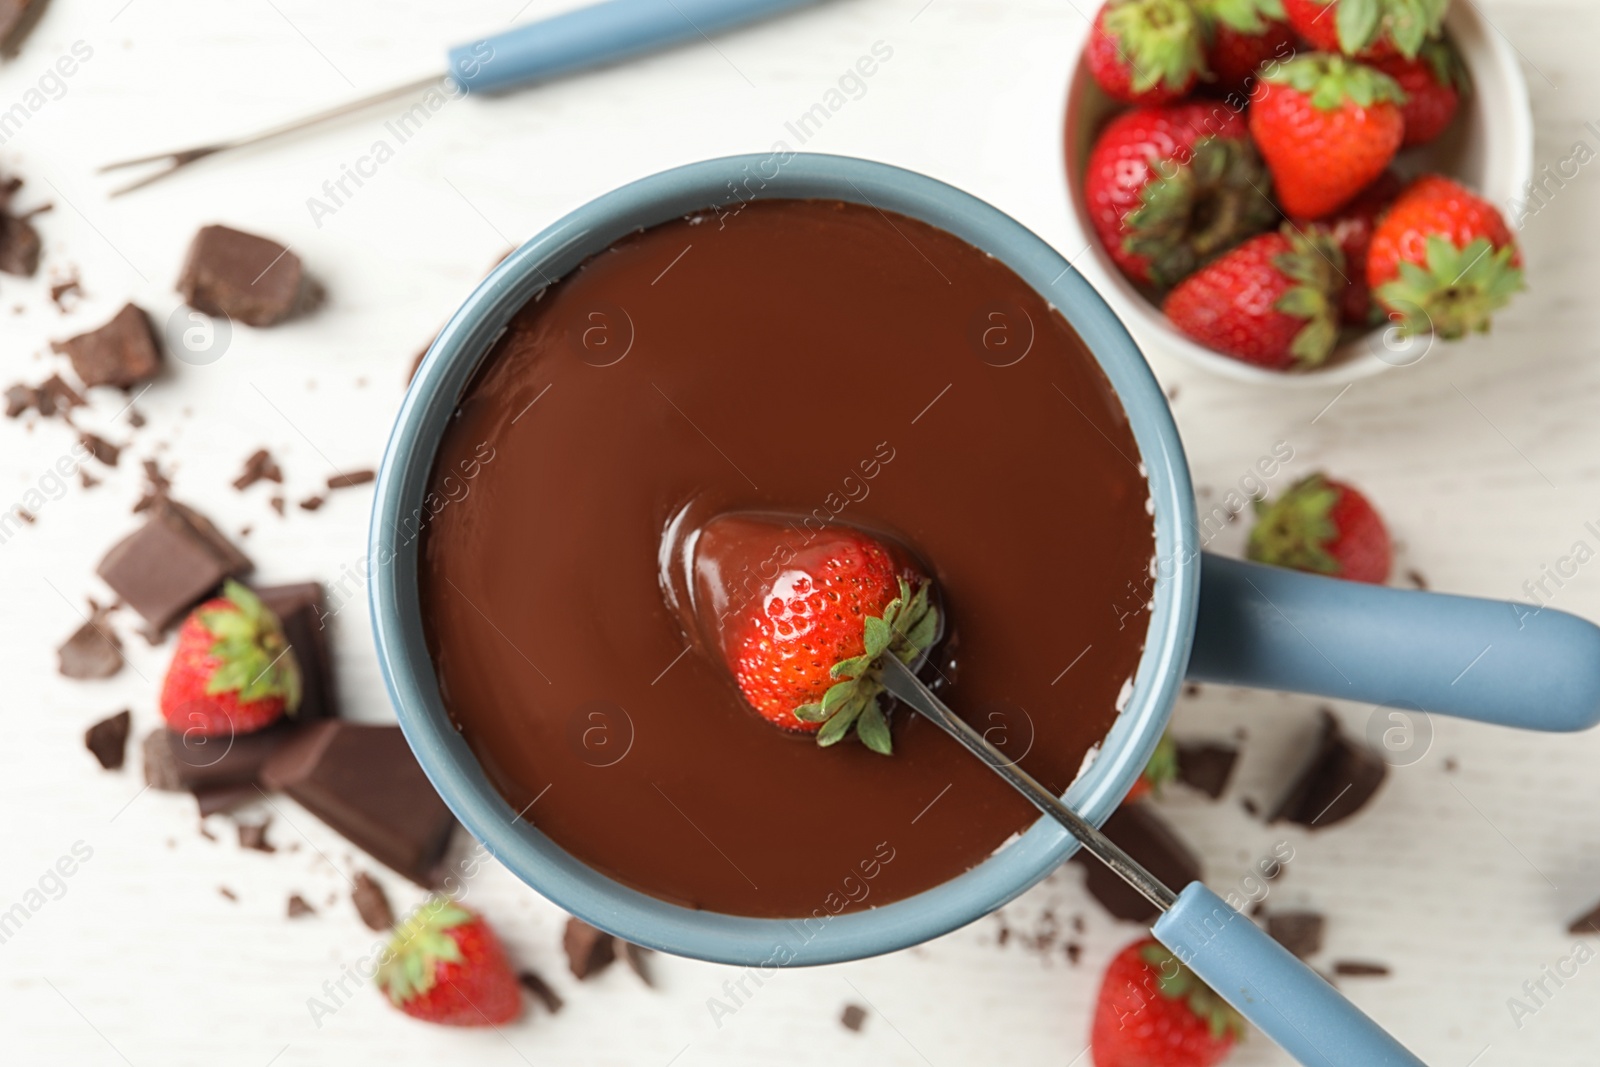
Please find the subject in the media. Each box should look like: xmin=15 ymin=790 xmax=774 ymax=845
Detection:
xmin=1103 ymin=0 xmax=1207 ymax=95
xmin=856 ymin=702 xmax=893 ymax=755
xmin=1246 ymin=473 xmax=1343 ymax=574
xmin=817 ymin=695 xmax=867 ymax=747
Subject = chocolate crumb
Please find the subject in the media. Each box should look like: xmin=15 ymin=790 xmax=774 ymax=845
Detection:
xmin=237 ymin=820 xmax=275 ymax=853
xmin=219 ymin=886 xmax=237 ymax=901
xmin=1405 ymin=569 xmax=1428 ymax=590
xmin=269 ymin=495 xmax=285 ymax=516
xmin=79 ymin=469 xmax=99 ymax=489
xmin=80 ymin=432 xmax=121 ymax=467
xmin=232 ymin=448 xmax=283 ymax=491
xmin=563 ymin=917 xmax=616 ymax=979
xmin=1242 ymin=797 xmax=1260 ymax=817
xmin=352 ymin=871 xmax=394 ymax=932
xmin=17 ymin=508 xmax=34 ymax=524
xmin=326 ymin=470 xmax=375 ymax=490
xmin=1183 ymin=683 xmax=1201 ymax=699
xmin=840 ymin=1004 xmax=868 ymax=1032
xmin=1266 ymin=911 xmax=1326 ymax=960
xmin=127 ymin=407 xmax=145 ymax=428
xmin=1333 ymin=961 xmax=1390 ymax=977
xmin=84 ymin=710 xmax=131 ymax=770
xmin=518 ymin=970 xmax=564 ymax=1013
xmin=1444 ymin=757 xmax=1458 ymax=773
xmin=287 ymin=894 xmax=316 ymax=918
xmin=49 ymin=276 xmax=82 ymax=312
xmin=1065 ymin=942 xmax=1082 ymax=965
xmin=298 ymin=495 xmax=324 ymax=512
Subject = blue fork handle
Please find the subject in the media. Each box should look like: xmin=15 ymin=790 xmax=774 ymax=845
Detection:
xmin=447 ymin=0 xmax=820 ymax=94
xmin=1189 ymin=554 xmax=1600 ymax=732
xmin=1155 ymin=884 xmax=1428 ymax=1067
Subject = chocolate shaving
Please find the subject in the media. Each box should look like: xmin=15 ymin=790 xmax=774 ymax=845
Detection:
xmin=518 ymin=971 xmax=564 ymax=1013
xmin=269 ymin=495 xmax=285 ymax=516
xmin=326 ymin=470 xmax=374 ymax=490
xmin=351 ymin=871 xmax=394 ymax=932
xmin=219 ymin=886 xmax=237 ymax=902
xmin=232 ymin=448 xmax=283 ymax=491
xmin=1333 ymin=961 xmax=1390 ymax=977
xmin=0 ymin=213 xmax=39 ymax=277
xmin=84 ymin=710 xmax=131 ymax=770
xmin=298 ymin=495 xmax=324 ymax=512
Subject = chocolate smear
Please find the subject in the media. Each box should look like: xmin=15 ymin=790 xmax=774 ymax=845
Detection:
xmin=84 ymin=710 xmax=131 ymax=770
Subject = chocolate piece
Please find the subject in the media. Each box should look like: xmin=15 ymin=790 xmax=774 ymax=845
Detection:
xmin=96 ymin=499 xmax=252 ymax=632
xmin=255 ymin=582 xmax=337 ymax=720
xmin=219 ymin=886 xmax=238 ymax=902
xmin=80 ymin=469 xmax=99 ymax=489
xmin=38 ymin=374 xmax=83 ymax=416
xmin=298 ymin=495 xmax=323 ymax=511
xmin=178 ymin=224 xmax=320 ymax=327
xmin=1177 ymin=742 xmax=1239 ymax=799
xmin=238 ymin=819 xmax=275 ymax=853
xmin=619 ymin=939 xmax=654 ymax=986
xmin=518 ymin=970 xmax=563 ymax=1013
xmin=260 ymin=722 xmax=456 ymax=887
xmin=51 ymin=304 xmax=162 ymax=389
xmin=1568 ymin=901 xmax=1600 ymax=936
xmin=269 ymin=495 xmax=284 ymax=516
xmin=287 ymin=894 xmax=316 ymax=918
xmin=0 ymin=0 xmax=48 ymax=54
xmin=1406 ymin=569 xmax=1428 ymax=590
xmin=0 ymin=213 xmax=39 ymax=276
xmin=326 ymin=470 xmax=374 ymax=490
xmin=194 ymin=783 xmax=256 ymax=818
xmin=79 ymin=432 xmax=120 ymax=466
xmin=142 ymin=721 xmax=304 ymax=792
xmin=1266 ymin=911 xmax=1325 ymax=960
xmin=232 ymin=448 xmax=282 ymax=490
xmin=1073 ymin=803 xmax=1201 ymax=924
xmin=126 ymin=406 xmax=145 ymax=428
xmin=1271 ymin=710 xmax=1388 ymax=829
xmin=4 ymin=383 xmax=30 ymax=417
xmin=57 ymin=602 xmax=122 ymax=679
xmin=563 ymin=917 xmax=616 ymax=979
xmin=351 ymin=871 xmax=394 ymax=931
xmin=49 ymin=276 xmax=81 ymax=312
xmin=840 ymin=1004 xmax=867 ymax=1032
xmin=84 ymin=710 xmax=131 ymax=770
xmin=1333 ymin=961 xmax=1390 ymax=977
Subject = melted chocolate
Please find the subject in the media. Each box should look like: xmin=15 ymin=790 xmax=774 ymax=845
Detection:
xmin=420 ymin=199 xmax=1154 ymax=917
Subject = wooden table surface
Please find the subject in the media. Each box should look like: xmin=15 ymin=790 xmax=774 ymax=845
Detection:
xmin=3 ymin=0 xmax=1598 ymax=1063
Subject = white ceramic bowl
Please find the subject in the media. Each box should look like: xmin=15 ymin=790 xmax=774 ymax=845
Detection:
xmin=1060 ymin=2 xmax=1534 ymax=387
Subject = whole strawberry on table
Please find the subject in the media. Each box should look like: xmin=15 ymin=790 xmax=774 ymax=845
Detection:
xmin=1092 ymin=937 xmax=1246 ymax=1067
xmin=1248 ymin=472 xmax=1393 ymax=583
xmin=1078 ymin=0 xmax=1524 ymax=373
xmin=377 ymin=898 xmax=523 ymax=1026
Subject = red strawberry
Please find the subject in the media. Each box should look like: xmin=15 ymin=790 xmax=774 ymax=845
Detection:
xmin=1371 ymin=40 xmax=1466 ymax=147
xmin=158 ymin=580 xmax=300 ymax=738
xmin=1123 ymin=732 xmax=1179 ymax=804
xmin=1367 ymin=174 xmax=1524 ymax=338
xmin=1248 ymin=473 xmax=1392 ymax=583
xmin=1092 ymin=938 xmax=1246 ymax=1067
xmin=1282 ymin=0 xmax=1448 ymax=60
xmin=1087 ymin=0 xmax=1207 ymax=106
xmin=699 ymin=516 xmax=940 ymax=754
xmin=1305 ymin=169 xmax=1403 ymax=323
xmin=1084 ymin=103 xmax=1278 ymax=289
xmin=1162 ymin=226 xmax=1344 ymax=370
xmin=377 ymin=899 xmax=522 ymax=1026
xmin=1196 ymin=0 xmax=1300 ymax=98
xmin=1250 ymin=53 xmax=1406 ymax=219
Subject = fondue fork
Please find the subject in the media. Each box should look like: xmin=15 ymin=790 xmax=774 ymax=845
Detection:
xmin=879 ymin=655 xmax=1428 ymax=1067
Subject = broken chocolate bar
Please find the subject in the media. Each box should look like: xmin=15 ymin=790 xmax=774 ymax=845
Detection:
xmin=255 ymin=582 xmax=337 ymax=720
xmin=563 ymin=917 xmax=616 ymax=979
xmin=85 ymin=710 xmax=131 ymax=770
xmin=143 ymin=721 xmax=306 ymax=793
xmin=178 ymin=224 xmax=320 ymax=327
xmin=1271 ymin=710 xmax=1388 ymax=829
xmin=96 ymin=499 xmax=252 ymax=632
xmin=260 ymin=722 xmax=456 ymax=887
xmin=1177 ymin=742 xmax=1239 ymax=799
xmin=1072 ymin=802 xmax=1201 ymax=924
xmin=1266 ymin=911 xmax=1325 ymax=960
xmin=51 ymin=303 xmax=162 ymax=389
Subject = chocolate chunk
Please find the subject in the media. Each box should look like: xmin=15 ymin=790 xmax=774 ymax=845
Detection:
xmin=232 ymin=448 xmax=282 ymax=490
xmin=0 ymin=213 xmax=40 ymax=276
xmin=326 ymin=470 xmax=374 ymax=490
xmin=1072 ymin=803 xmax=1201 ymax=924
xmin=1333 ymin=961 xmax=1390 ymax=977
xmin=1271 ymin=710 xmax=1388 ymax=829
xmin=563 ymin=917 xmax=616 ymax=979
xmin=51 ymin=304 xmax=162 ymax=389
xmin=0 ymin=0 xmax=48 ymax=54
xmin=351 ymin=871 xmax=394 ymax=931
xmin=255 ymin=582 xmax=337 ymax=720
xmin=1176 ymin=742 xmax=1239 ymax=799
xmin=194 ymin=783 xmax=256 ymax=818
xmin=1568 ymin=901 xmax=1600 ymax=936
xmin=142 ymin=721 xmax=305 ymax=792
xmin=84 ymin=710 xmax=131 ymax=770
xmin=238 ymin=819 xmax=275 ymax=853
xmin=178 ymin=224 xmax=320 ymax=327
xmin=57 ymin=602 xmax=122 ymax=679
xmin=298 ymin=495 xmax=324 ymax=511
xmin=96 ymin=499 xmax=252 ymax=632
xmin=840 ymin=1004 xmax=867 ymax=1032
xmin=260 ymin=722 xmax=456 ymax=887
xmin=287 ymin=894 xmax=316 ymax=918
xmin=1266 ymin=911 xmax=1325 ymax=960
xmin=518 ymin=970 xmax=563 ymax=1013
xmin=619 ymin=938 xmax=654 ymax=986
xmin=79 ymin=432 xmax=120 ymax=466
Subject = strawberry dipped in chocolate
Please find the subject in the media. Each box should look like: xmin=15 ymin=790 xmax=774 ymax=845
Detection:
xmin=687 ymin=514 xmax=940 ymax=755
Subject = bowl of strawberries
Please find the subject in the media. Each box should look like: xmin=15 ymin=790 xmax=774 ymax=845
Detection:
xmin=1063 ymin=0 xmax=1533 ymax=384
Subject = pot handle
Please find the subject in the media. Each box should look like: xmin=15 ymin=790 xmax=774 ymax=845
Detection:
xmin=1187 ymin=554 xmax=1600 ymax=732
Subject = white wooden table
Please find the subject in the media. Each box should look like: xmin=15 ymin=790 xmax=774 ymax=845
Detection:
xmin=3 ymin=0 xmax=1598 ymax=1063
